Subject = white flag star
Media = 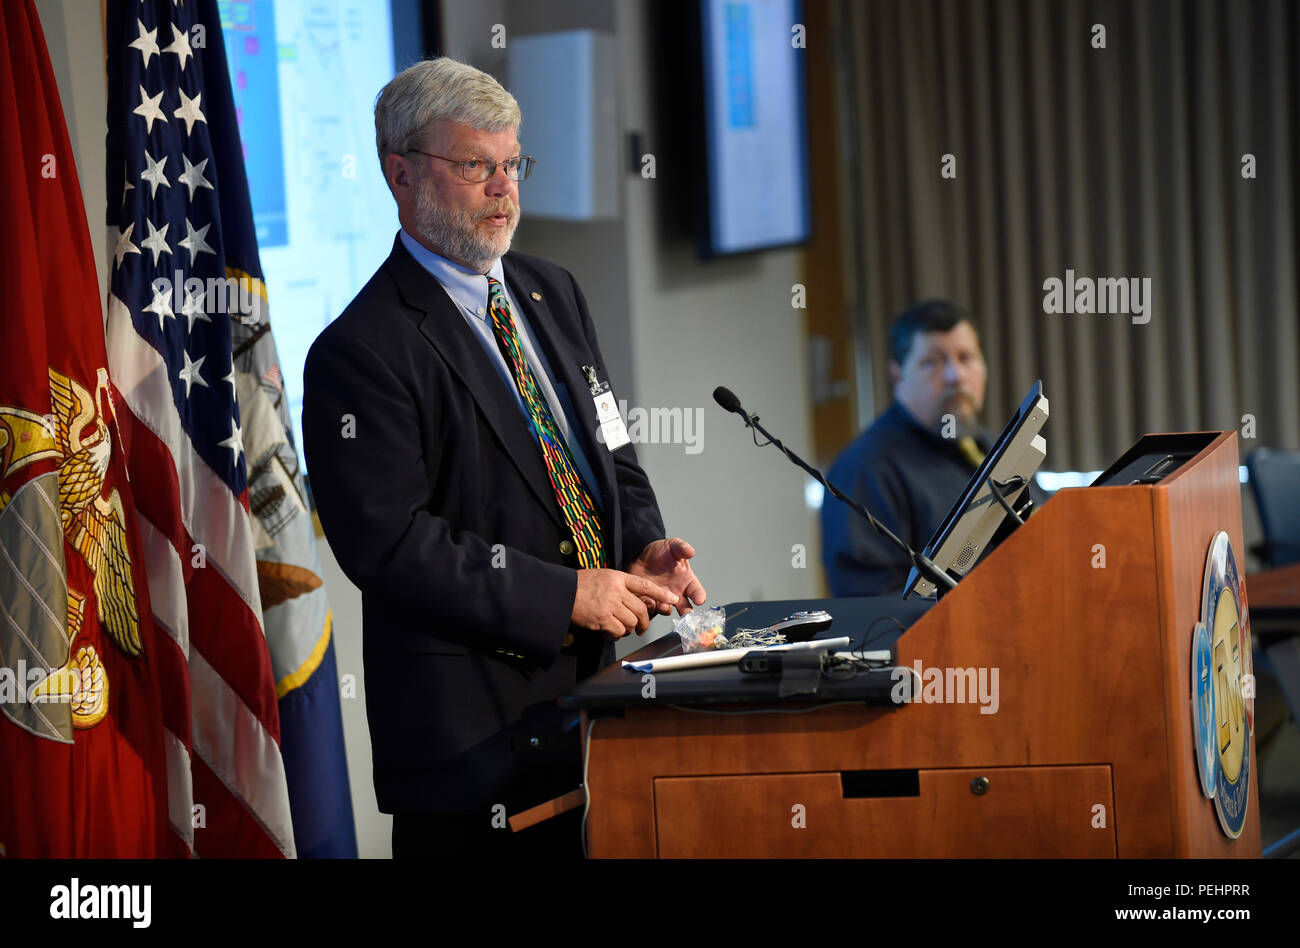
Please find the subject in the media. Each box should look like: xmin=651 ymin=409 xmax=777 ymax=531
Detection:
xmin=140 ymin=219 xmax=171 ymax=264
xmin=223 ymin=364 xmax=237 ymax=389
xmin=219 ymin=417 xmax=245 ymax=464
xmin=129 ymin=19 xmax=160 ymax=67
xmin=178 ymin=154 xmax=214 ymax=200
xmin=134 ymin=84 xmax=167 ymax=133
xmin=162 ymin=23 xmax=193 ymax=70
xmin=179 ymin=219 xmax=215 ymax=262
xmin=177 ymin=351 xmax=209 ymax=397
xmin=181 ymin=284 xmax=211 ymax=332
xmin=173 ymin=87 xmax=207 ymax=136
xmin=143 ymin=283 xmax=175 ymax=331
xmin=140 ymin=150 xmax=170 ymax=197
xmin=113 ymin=223 xmax=141 ymax=268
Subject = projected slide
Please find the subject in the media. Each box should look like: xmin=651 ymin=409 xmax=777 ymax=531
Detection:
xmin=702 ymin=0 xmax=810 ymax=255
xmin=219 ymin=0 xmax=400 ymax=463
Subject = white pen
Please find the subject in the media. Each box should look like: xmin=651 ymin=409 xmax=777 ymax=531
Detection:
xmin=622 ymin=636 xmax=852 ymax=674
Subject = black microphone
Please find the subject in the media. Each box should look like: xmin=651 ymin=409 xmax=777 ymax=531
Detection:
xmin=712 ymin=386 xmax=745 ymax=417
xmin=714 ymin=386 xmax=958 ymax=597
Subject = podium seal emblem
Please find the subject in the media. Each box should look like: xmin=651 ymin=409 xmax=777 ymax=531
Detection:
xmin=1198 ymin=530 xmax=1250 ymax=839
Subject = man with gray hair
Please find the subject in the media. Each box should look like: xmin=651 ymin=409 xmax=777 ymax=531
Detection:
xmin=302 ymin=58 xmax=706 ymax=858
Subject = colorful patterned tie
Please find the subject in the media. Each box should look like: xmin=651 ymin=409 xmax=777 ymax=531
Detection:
xmin=485 ymin=277 xmax=606 ymax=570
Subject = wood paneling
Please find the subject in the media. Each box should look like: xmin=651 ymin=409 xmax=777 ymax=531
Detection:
xmin=801 ymin=0 xmax=858 ymax=469
xmin=654 ymin=766 xmax=1116 ymax=858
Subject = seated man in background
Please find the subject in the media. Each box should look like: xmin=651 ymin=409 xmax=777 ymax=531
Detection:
xmin=821 ymin=300 xmax=997 ymax=597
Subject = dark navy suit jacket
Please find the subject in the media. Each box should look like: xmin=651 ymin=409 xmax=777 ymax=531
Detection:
xmin=302 ymin=234 xmax=665 ymax=813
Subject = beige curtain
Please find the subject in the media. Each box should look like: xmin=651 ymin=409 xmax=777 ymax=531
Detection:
xmin=835 ymin=0 xmax=1300 ymax=471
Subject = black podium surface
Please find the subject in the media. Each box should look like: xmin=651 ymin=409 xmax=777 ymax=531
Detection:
xmin=559 ymin=596 xmax=934 ymax=710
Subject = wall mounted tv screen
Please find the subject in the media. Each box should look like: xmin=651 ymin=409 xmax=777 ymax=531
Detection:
xmin=699 ymin=0 xmax=812 ymax=257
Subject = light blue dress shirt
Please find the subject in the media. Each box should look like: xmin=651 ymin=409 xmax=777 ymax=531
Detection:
xmin=399 ymin=229 xmax=603 ymax=509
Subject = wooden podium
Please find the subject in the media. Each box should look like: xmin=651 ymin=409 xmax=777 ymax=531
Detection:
xmin=580 ymin=431 xmax=1261 ymax=857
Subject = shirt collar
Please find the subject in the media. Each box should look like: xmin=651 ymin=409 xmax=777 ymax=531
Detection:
xmin=399 ymin=228 xmax=505 ymax=321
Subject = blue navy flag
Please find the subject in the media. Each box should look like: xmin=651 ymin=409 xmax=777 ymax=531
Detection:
xmin=106 ymin=0 xmax=355 ymax=857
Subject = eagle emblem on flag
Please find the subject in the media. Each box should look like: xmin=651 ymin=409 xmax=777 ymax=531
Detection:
xmin=0 ymin=367 xmax=142 ymax=730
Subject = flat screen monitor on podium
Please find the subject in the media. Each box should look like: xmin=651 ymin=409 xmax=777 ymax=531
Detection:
xmin=904 ymin=380 xmax=1050 ymax=599
xmin=1090 ymin=432 xmax=1219 ymax=486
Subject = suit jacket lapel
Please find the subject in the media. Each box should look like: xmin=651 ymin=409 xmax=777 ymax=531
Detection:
xmin=383 ymin=237 xmax=565 ymax=532
xmin=502 ymin=254 xmax=619 ymax=545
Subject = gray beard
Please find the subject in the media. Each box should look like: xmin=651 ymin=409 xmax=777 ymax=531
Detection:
xmin=412 ymin=179 xmax=517 ymax=272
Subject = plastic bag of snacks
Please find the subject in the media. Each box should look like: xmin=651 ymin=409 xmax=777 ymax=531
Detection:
xmin=674 ymin=606 xmax=727 ymax=653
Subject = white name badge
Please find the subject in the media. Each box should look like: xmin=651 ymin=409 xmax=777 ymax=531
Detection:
xmin=600 ymin=418 xmax=630 ymax=451
xmin=594 ymin=390 xmax=620 ymax=423
xmin=588 ymin=372 xmax=630 ymax=451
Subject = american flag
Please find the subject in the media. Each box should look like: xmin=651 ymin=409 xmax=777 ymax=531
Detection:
xmin=104 ymin=0 xmax=295 ymax=857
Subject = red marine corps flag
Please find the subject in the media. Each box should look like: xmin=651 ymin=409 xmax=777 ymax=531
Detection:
xmin=0 ymin=0 xmax=172 ymax=856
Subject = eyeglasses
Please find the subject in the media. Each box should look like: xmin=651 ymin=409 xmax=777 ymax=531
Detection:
xmin=405 ymin=149 xmax=536 ymax=182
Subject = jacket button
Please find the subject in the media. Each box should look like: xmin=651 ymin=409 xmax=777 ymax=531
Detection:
xmin=559 ymin=539 xmax=575 ymax=555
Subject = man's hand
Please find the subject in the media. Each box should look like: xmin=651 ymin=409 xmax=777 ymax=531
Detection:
xmin=572 ymin=569 xmax=680 ymax=642
xmin=628 ymin=538 xmax=707 ymax=617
